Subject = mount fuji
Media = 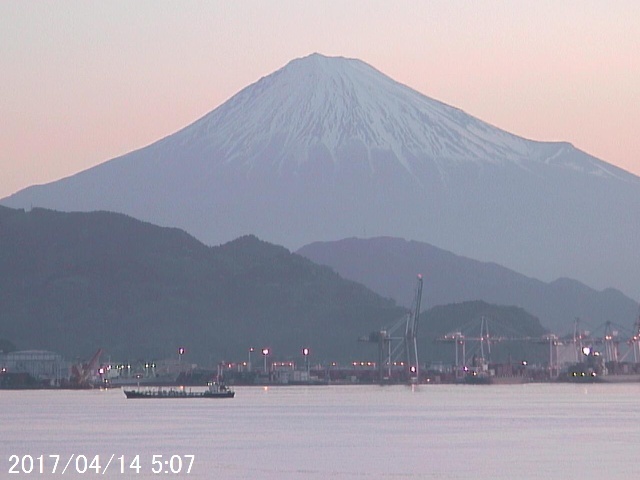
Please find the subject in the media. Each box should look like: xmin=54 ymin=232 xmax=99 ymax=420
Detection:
xmin=3 ymin=53 xmax=640 ymax=299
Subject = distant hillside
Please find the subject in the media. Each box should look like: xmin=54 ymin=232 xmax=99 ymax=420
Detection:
xmin=0 ymin=206 xmax=405 ymax=363
xmin=297 ymin=237 xmax=639 ymax=336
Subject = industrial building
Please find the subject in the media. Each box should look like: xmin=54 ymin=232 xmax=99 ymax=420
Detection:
xmin=0 ymin=350 xmax=68 ymax=386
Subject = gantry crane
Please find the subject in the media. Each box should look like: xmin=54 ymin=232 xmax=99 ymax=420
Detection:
xmin=630 ymin=307 xmax=640 ymax=362
xmin=404 ymin=274 xmax=423 ymax=382
xmin=359 ymin=275 xmax=424 ymax=383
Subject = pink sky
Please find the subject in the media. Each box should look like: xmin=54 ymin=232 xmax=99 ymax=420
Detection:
xmin=1 ymin=1 xmax=639 ymax=199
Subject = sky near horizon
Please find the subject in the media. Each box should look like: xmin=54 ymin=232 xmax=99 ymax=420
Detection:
xmin=1 ymin=1 xmax=639 ymax=199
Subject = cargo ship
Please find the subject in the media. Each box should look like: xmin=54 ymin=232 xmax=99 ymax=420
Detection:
xmin=560 ymin=364 xmax=640 ymax=383
xmin=559 ymin=347 xmax=640 ymax=383
xmin=123 ymin=382 xmax=234 ymax=399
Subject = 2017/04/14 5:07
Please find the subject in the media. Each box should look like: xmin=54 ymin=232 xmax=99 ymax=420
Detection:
xmin=8 ymin=454 xmax=195 ymax=475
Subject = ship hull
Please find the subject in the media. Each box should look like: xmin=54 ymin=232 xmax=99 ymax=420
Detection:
xmin=123 ymin=386 xmax=234 ymax=399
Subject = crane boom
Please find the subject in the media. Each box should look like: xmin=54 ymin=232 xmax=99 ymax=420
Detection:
xmin=359 ymin=274 xmax=424 ymax=384
xmin=405 ymin=274 xmax=423 ymax=381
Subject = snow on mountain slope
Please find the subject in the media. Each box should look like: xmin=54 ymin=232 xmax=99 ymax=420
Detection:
xmin=2 ymin=53 xmax=640 ymax=299
xmin=167 ymin=53 xmax=632 ymax=184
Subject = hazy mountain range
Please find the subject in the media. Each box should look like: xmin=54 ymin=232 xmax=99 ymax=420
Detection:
xmin=2 ymin=53 xmax=639 ymax=300
xmin=297 ymin=237 xmax=639 ymax=336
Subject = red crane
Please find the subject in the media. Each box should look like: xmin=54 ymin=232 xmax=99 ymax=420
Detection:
xmin=70 ymin=348 xmax=103 ymax=387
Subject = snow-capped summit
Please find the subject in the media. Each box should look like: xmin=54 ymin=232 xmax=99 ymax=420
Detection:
xmin=170 ymin=53 xmax=629 ymax=183
xmin=3 ymin=54 xmax=640 ymax=298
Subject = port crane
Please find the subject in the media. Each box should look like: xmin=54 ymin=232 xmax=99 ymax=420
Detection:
xmin=359 ymin=275 xmax=423 ymax=383
xmin=70 ymin=348 xmax=103 ymax=387
xmin=404 ymin=274 xmax=423 ymax=381
xmin=571 ymin=314 xmax=640 ymax=365
xmin=438 ymin=316 xmax=500 ymax=367
xmin=629 ymin=308 xmax=640 ymax=362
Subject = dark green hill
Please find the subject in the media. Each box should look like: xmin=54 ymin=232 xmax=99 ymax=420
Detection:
xmin=0 ymin=206 xmax=404 ymax=364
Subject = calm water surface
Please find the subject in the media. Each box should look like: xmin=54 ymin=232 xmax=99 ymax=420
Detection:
xmin=2 ymin=384 xmax=639 ymax=479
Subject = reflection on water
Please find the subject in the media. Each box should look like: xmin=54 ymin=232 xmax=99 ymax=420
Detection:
xmin=2 ymin=384 xmax=640 ymax=479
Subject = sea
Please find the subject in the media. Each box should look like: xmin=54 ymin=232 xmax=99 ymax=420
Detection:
xmin=2 ymin=383 xmax=639 ymax=479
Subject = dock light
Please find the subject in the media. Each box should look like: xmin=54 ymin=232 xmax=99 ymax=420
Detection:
xmin=262 ymin=348 xmax=270 ymax=373
xmin=248 ymin=347 xmax=255 ymax=372
xmin=302 ymin=348 xmax=310 ymax=373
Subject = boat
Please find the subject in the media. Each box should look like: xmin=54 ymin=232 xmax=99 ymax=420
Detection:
xmin=559 ymin=351 xmax=640 ymax=384
xmin=458 ymin=369 xmax=531 ymax=385
xmin=559 ymin=365 xmax=640 ymax=384
xmin=457 ymin=359 xmax=532 ymax=385
xmin=123 ymin=382 xmax=234 ymax=399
